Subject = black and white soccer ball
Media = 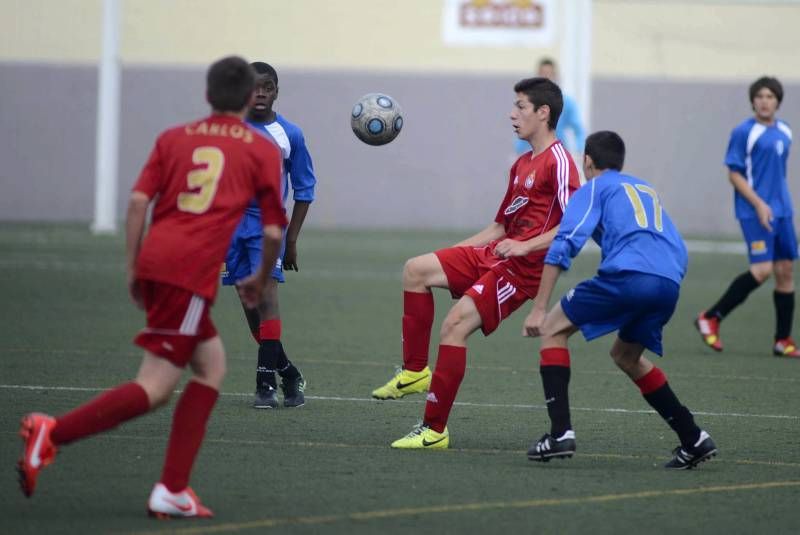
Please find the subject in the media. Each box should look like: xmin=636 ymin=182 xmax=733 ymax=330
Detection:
xmin=350 ymin=93 xmax=403 ymax=146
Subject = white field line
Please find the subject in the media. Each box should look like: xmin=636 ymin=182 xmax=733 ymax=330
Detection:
xmin=1 ymin=383 xmax=797 ymax=420
xmin=0 ymin=240 xmax=746 ymax=276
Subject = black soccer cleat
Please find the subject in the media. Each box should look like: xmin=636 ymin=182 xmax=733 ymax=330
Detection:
xmin=527 ymin=430 xmax=576 ymax=462
xmin=664 ymin=430 xmax=718 ymax=469
xmin=281 ymin=375 xmax=306 ymax=408
xmin=253 ymin=387 xmax=279 ymax=409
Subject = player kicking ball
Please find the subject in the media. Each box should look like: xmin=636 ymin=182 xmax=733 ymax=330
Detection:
xmin=374 ymin=77 xmax=580 ymax=449
xmin=523 ymin=131 xmax=717 ymax=469
xmin=16 ymin=56 xmax=287 ymax=517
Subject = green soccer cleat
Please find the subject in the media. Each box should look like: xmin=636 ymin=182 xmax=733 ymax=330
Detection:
xmin=371 ymin=366 xmax=431 ymax=400
xmin=391 ymin=423 xmax=449 ymax=449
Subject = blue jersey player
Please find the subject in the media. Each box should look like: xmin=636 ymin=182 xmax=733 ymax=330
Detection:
xmin=696 ymin=77 xmax=799 ymax=357
xmin=221 ymin=62 xmax=317 ymax=408
xmin=522 ymin=131 xmax=717 ymax=469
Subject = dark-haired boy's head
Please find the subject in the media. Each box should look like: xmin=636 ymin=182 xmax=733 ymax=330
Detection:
xmin=206 ymin=56 xmax=255 ymax=113
xmin=513 ymin=77 xmax=563 ymax=130
xmin=749 ymin=76 xmax=783 ymax=106
xmin=251 ymin=61 xmax=278 ymax=86
xmin=584 ymin=131 xmax=625 ymax=176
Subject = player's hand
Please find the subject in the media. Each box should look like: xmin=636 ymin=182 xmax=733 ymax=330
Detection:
xmin=128 ymin=276 xmax=144 ymax=310
xmin=493 ymin=239 xmax=529 ymax=259
xmin=236 ymin=272 xmax=266 ymax=309
xmin=523 ymin=306 xmax=547 ymax=338
xmin=756 ymin=200 xmax=774 ymax=232
xmin=283 ymin=241 xmax=299 ymax=271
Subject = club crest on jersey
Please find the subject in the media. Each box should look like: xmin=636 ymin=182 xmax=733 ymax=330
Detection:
xmin=504 ymin=195 xmax=529 ymax=215
xmin=524 ymin=172 xmax=536 ymax=189
xmin=776 ymin=140 xmax=785 ymax=156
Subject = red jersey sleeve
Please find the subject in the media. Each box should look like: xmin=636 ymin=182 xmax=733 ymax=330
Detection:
xmin=132 ymin=136 xmax=164 ymax=198
xmin=546 ymin=146 xmax=577 ymax=213
xmin=494 ymin=160 xmax=518 ymax=224
xmin=254 ymin=142 xmax=288 ymax=228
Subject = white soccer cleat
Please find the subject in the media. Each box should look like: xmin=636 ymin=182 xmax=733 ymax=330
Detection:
xmin=147 ymin=482 xmax=214 ymax=519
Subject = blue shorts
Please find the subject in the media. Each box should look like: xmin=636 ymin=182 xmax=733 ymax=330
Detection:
xmin=739 ymin=217 xmax=798 ymax=264
xmin=221 ymin=211 xmax=285 ymax=285
xmin=560 ymin=271 xmax=680 ymax=356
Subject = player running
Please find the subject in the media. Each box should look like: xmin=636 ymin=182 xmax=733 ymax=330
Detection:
xmin=16 ymin=56 xmax=287 ymax=517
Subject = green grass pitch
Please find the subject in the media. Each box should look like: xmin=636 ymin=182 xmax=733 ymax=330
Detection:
xmin=2 ymin=223 xmax=799 ymax=534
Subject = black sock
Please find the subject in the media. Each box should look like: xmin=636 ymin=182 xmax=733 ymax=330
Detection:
xmin=540 ymin=365 xmax=571 ymax=437
xmin=774 ymin=291 xmax=794 ymax=340
xmin=643 ymin=384 xmax=700 ymax=448
xmin=276 ymin=344 xmax=301 ymax=382
xmin=706 ymin=271 xmax=761 ymax=320
xmin=256 ymin=340 xmax=280 ymax=390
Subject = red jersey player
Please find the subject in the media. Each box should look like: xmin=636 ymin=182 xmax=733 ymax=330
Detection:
xmin=15 ymin=56 xmax=287 ymax=519
xmin=373 ymin=77 xmax=581 ymax=449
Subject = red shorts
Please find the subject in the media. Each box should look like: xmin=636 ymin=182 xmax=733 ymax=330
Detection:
xmin=133 ymin=280 xmax=217 ymax=367
xmin=435 ymin=246 xmax=533 ymax=335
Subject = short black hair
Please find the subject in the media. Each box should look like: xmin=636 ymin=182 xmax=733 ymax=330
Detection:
xmin=585 ymin=131 xmax=625 ymax=171
xmin=749 ymin=76 xmax=783 ymax=105
xmin=538 ymin=57 xmax=556 ymax=69
xmin=206 ymin=56 xmax=255 ymax=112
xmin=251 ymin=61 xmax=278 ymax=85
xmin=513 ymin=77 xmax=563 ymax=130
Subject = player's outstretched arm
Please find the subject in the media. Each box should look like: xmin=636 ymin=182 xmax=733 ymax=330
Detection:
xmin=284 ymin=200 xmax=311 ymax=271
xmin=237 ymin=224 xmax=284 ymax=308
xmin=454 ymin=222 xmax=505 ymax=248
xmin=125 ymin=191 xmax=151 ymax=309
xmin=523 ymin=263 xmax=562 ymax=337
xmin=729 ymin=171 xmax=773 ymax=231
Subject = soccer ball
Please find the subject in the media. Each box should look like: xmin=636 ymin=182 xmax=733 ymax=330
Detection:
xmin=350 ymin=93 xmax=403 ymax=146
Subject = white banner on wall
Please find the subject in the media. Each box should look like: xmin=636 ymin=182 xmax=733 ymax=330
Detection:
xmin=442 ymin=0 xmax=555 ymax=48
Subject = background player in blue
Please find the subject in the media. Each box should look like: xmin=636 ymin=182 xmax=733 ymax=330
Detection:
xmin=521 ymin=131 xmax=717 ymax=469
xmin=696 ymin=77 xmax=799 ymax=357
xmin=515 ymin=58 xmax=585 ymax=155
xmin=221 ymin=61 xmax=317 ymax=408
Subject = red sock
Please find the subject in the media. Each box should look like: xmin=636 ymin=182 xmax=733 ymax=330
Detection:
xmin=160 ymin=381 xmax=219 ymax=492
xmin=51 ymin=382 xmax=150 ymax=445
xmin=423 ymin=345 xmax=466 ymax=433
xmin=402 ymin=291 xmax=434 ymax=372
xmin=259 ymin=319 xmax=281 ymax=341
xmin=635 ymin=367 xmax=667 ymax=394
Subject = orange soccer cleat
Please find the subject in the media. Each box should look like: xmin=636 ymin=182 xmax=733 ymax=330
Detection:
xmin=17 ymin=413 xmax=58 ymax=498
xmin=695 ymin=312 xmax=723 ymax=352
xmin=773 ymin=338 xmax=800 ymax=358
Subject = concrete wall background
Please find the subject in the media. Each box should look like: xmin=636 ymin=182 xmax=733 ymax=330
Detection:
xmin=3 ymin=0 xmax=800 ymax=236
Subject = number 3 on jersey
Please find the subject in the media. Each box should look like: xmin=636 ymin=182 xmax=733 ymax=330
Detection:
xmin=622 ymin=183 xmax=663 ymax=231
xmin=177 ymin=147 xmax=225 ymax=214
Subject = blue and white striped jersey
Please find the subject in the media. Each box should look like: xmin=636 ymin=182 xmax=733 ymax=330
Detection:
xmin=725 ymin=117 xmax=793 ymax=220
xmin=545 ymin=170 xmax=688 ymax=285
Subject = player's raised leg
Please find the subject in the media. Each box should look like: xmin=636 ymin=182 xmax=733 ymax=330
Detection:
xmin=148 ymin=336 xmax=225 ymax=519
xmin=372 ymin=253 xmax=448 ymax=399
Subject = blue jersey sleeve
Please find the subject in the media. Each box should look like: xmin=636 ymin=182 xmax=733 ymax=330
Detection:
xmin=561 ymin=96 xmax=585 ymax=153
xmin=288 ymin=128 xmax=316 ymax=202
xmin=544 ymin=179 xmax=602 ymax=271
xmin=724 ymin=124 xmax=748 ymax=175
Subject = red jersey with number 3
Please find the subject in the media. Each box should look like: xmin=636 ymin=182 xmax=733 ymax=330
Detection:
xmin=133 ymin=114 xmax=287 ymax=302
xmin=489 ymin=140 xmax=580 ymax=296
